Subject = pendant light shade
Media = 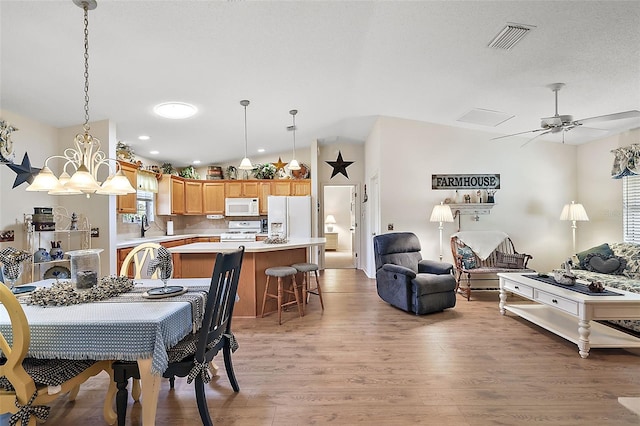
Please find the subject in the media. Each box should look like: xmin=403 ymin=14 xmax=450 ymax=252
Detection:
xmin=288 ymin=109 xmax=301 ymax=171
xmin=238 ymin=99 xmax=253 ymax=170
xmin=26 ymin=0 xmax=135 ymax=197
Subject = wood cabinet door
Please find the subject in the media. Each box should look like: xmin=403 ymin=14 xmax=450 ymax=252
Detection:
xmin=291 ymin=180 xmax=311 ymax=196
xmin=225 ymin=182 xmax=243 ymax=198
xmin=203 ymin=182 xmax=225 ymax=214
xmin=242 ymin=182 xmax=259 ymax=197
xmin=171 ymin=178 xmax=185 ymax=214
xmin=258 ymin=182 xmax=271 ymax=214
xmin=271 ymin=181 xmax=291 ymax=196
xmin=184 ymin=180 xmax=203 ymax=215
xmin=116 ymin=162 xmax=138 ymax=213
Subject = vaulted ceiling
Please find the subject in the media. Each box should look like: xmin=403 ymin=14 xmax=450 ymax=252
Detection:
xmin=2 ymin=1 xmax=639 ymax=167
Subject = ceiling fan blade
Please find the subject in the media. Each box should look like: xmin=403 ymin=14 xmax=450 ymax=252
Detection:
xmin=575 ymin=110 xmax=640 ymax=125
xmin=520 ymin=130 xmax=552 ymax=148
xmin=491 ymin=127 xmax=547 ymax=141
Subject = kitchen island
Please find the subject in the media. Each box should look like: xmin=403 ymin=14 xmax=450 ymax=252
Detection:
xmin=168 ymin=238 xmax=326 ymax=317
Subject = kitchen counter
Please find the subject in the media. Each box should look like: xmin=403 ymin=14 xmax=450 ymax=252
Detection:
xmin=116 ymin=232 xmax=270 ymax=249
xmin=168 ymin=238 xmax=325 ymax=317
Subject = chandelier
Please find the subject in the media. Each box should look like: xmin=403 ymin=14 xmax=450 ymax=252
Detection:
xmin=26 ymin=0 xmax=135 ymax=197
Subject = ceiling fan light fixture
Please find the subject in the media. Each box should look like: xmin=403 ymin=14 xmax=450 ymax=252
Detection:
xmin=488 ymin=22 xmax=536 ymax=50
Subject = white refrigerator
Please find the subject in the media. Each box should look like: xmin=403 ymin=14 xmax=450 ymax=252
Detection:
xmin=267 ymin=196 xmax=312 ymax=239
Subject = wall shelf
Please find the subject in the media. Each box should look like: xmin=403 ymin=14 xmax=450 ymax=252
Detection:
xmin=447 ymin=203 xmax=495 ymax=216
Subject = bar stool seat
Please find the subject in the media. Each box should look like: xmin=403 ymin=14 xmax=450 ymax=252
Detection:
xmin=261 ymin=266 xmax=303 ymax=324
xmin=292 ymin=262 xmax=324 ymax=311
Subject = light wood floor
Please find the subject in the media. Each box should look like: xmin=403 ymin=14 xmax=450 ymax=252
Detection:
xmin=45 ymin=269 xmax=640 ymax=425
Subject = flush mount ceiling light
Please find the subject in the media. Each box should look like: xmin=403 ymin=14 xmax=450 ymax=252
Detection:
xmin=153 ymin=102 xmax=198 ymax=119
xmin=26 ymin=0 xmax=135 ymax=198
xmin=488 ymin=22 xmax=536 ymax=50
xmin=287 ymin=109 xmax=301 ymax=170
xmin=238 ymin=100 xmax=253 ymax=170
xmin=138 ymin=135 xmax=150 ymax=140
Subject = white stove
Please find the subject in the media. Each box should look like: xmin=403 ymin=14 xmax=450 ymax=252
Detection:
xmin=220 ymin=220 xmax=261 ymax=242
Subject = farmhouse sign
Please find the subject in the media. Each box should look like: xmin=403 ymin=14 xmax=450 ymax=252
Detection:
xmin=431 ymin=174 xmax=500 ymax=190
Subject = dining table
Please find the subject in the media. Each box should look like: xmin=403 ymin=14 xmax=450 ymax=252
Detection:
xmin=0 ymin=277 xmax=212 ymax=426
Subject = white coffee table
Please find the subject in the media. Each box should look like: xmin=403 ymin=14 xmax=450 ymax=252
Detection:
xmin=498 ymin=272 xmax=640 ymax=358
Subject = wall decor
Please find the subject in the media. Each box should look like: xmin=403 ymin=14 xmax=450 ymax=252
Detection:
xmin=0 ymin=230 xmax=15 ymax=242
xmin=326 ymin=151 xmax=354 ymax=179
xmin=272 ymin=157 xmax=288 ymax=172
xmin=0 ymin=119 xmax=17 ymax=163
xmin=431 ymin=174 xmax=500 ymax=190
xmin=6 ymin=152 xmax=41 ymax=188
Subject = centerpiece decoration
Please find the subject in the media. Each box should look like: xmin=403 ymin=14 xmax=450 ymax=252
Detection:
xmin=145 ymin=246 xmax=185 ymax=297
xmin=253 ymin=163 xmax=276 ymax=179
xmin=0 ymin=247 xmax=33 ymax=294
xmin=26 ymin=275 xmax=134 ymax=306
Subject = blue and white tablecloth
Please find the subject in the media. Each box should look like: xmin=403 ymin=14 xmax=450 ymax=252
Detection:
xmin=0 ymin=278 xmax=211 ymax=375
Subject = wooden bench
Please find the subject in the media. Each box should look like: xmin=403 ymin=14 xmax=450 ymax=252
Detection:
xmin=451 ymin=233 xmax=533 ymax=301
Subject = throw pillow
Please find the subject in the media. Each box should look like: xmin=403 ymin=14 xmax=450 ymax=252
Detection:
xmin=576 ymin=243 xmax=614 ymax=269
xmin=495 ymin=251 xmax=526 ymax=269
xmin=457 ymin=246 xmax=476 ymax=270
xmin=582 ymin=253 xmax=626 ymax=275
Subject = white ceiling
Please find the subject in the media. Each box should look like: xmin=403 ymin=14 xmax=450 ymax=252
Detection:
xmin=2 ymin=1 xmax=639 ymax=167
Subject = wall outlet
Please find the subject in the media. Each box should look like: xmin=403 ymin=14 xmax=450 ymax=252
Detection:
xmin=387 ymin=223 xmax=394 ymax=230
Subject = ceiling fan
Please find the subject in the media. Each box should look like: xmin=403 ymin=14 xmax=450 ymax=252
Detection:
xmin=493 ymin=83 xmax=640 ymax=147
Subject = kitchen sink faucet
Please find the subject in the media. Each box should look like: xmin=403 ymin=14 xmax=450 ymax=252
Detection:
xmin=140 ymin=214 xmax=151 ymax=238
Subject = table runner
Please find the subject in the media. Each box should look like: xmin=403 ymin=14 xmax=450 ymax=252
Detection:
xmin=523 ymin=274 xmax=622 ymax=296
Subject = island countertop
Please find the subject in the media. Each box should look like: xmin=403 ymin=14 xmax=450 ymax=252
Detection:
xmin=167 ymin=238 xmax=326 ymax=254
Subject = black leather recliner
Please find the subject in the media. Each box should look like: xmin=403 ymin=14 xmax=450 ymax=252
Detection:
xmin=373 ymin=232 xmax=456 ymax=314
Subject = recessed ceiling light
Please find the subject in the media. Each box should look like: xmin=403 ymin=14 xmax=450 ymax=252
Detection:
xmin=193 ymin=160 xmax=201 ymax=165
xmin=153 ymin=102 xmax=198 ymax=119
xmin=138 ymin=135 xmax=150 ymax=141
xmin=149 ymin=150 xmax=159 ymax=155
xmin=257 ymin=148 xmax=265 ymax=153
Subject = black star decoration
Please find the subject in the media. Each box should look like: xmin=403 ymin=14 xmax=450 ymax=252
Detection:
xmin=325 ymin=151 xmax=354 ymax=179
xmin=6 ymin=152 xmax=40 ymax=188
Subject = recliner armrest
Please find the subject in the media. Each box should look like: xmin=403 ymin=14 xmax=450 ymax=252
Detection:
xmin=418 ymin=259 xmax=453 ymax=275
xmin=381 ymin=264 xmax=417 ymax=279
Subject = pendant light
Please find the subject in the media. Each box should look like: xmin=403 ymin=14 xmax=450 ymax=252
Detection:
xmin=238 ymin=100 xmax=253 ymax=170
xmin=288 ymin=109 xmax=301 ymax=170
xmin=26 ymin=0 xmax=135 ymax=197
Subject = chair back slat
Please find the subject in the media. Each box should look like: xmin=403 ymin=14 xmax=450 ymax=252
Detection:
xmin=196 ymin=247 xmax=245 ymax=362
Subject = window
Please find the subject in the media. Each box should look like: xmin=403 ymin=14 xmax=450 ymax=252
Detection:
xmin=623 ymin=175 xmax=640 ymax=243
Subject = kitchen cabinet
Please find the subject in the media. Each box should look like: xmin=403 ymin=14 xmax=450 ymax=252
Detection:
xmin=258 ymin=182 xmax=272 ymax=214
xmin=203 ymin=182 xmax=225 ymax=214
xmin=290 ymin=180 xmax=311 ymax=196
xmin=157 ymin=175 xmax=185 ymax=215
xmin=226 ymin=181 xmax=259 ymax=198
xmin=116 ymin=161 xmax=138 ymax=213
xmin=271 ymin=181 xmax=291 ymax=196
xmin=184 ymin=180 xmax=203 ymax=215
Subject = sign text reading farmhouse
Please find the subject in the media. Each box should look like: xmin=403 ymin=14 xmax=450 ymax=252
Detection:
xmin=431 ymin=174 xmax=500 ymax=190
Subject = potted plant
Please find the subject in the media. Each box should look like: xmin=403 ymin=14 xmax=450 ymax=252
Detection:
xmin=179 ymin=165 xmax=200 ymax=179
xmin=252 ymin=163 xmax=277 ymax=179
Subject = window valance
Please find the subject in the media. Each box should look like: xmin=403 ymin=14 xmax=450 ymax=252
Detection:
xmin=611 ymin=144 xmax=640 ymax=179
xmin=137 ymin=170 xmax=158 ymax=193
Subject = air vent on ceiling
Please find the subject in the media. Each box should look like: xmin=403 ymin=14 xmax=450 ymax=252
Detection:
xmin=457 ymin=109 xmax=514 ymax=127
xmin=488 ymin=22 xmax=535 ymax=50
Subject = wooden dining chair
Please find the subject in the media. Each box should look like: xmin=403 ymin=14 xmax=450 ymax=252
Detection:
xmin=0 ymin=282 xmax=111 ymax=426
xmin=119 ymin=242 xmax=164 ymax=279
xmin=112 ymin=246 xmax=245 ymax=426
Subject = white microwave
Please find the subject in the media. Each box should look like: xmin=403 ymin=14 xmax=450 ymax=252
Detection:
xmin=225 ymin=198 xmax=259 ymax=216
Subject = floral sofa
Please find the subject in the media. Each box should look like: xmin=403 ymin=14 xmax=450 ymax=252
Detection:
xmin=570 ymin=242 xmax=640 ymax=334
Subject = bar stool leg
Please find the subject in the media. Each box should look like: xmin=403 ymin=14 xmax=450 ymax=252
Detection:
xmin=261 ymin=275 xmax=271 ymax=318
xmin=290 ymin=275 xmax=303 ymax=318
xmin=313 ymin=270 xmax=324 ymax=310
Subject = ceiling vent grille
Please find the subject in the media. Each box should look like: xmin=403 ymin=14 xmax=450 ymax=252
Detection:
xmin=488 ymin=23 xmax=535 ymax=50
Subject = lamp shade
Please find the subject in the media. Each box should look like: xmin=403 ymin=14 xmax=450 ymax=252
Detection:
xmin=560 ymin=201 xmax=589 ymax=221
xmin=325 ymin=215 xmax=337 ymax=224
xmin=430 ymin=202 xmax=454 ymax=223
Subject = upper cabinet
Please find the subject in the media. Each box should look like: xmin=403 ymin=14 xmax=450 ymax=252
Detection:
xmin=226 ymin=181 xmax=259 ymax=198
xmin=116 ymin=161 xmax=138 ymax=213
xmin=157 ymin=175 xmax=185 ymax=215
xmin=184 ymin=180 xmax=203 ymax=215
xmin=203 ymin=182 xmax=225 ymax=214
xmin=290 ymin=180 xmax=311 ymax=196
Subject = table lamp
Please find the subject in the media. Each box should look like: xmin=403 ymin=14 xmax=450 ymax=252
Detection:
xmin=560 ymin=201 xmax=589 ymax=254
xmin=325 ymin=215 xmax=337 ymax=232
xmin=430 ymin=202 xmax=454 ymax=261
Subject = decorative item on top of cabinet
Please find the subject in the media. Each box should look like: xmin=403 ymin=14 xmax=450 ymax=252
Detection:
xmin=157 ymin=175 xmax=185 ymax=215
xmin=116 ymin=161 xmax=138 ymax=213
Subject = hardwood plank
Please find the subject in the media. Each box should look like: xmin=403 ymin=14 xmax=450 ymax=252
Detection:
xmin=43 ymin=270 xmax=640 ymax=425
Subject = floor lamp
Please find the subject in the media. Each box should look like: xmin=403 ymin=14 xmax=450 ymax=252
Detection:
xmin=430 ymin=202 xmax=454 ymax=261
xmin=560 ymin=201 xmax=589 ymax=254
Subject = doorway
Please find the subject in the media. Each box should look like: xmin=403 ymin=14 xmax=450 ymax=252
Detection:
xmin=323 ymin=185 xmax=358 ymax=269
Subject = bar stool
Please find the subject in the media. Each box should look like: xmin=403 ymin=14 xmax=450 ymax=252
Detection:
xmin=292 ymin=262 xmax=324 ymax=311
xmin=261 ymin=266 xmax=303 ymax=325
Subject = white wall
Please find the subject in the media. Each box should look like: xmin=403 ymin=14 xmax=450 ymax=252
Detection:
xmin=324 ymin=185 xmax=352 ymax=251
xmin=366 ymin=116 xmax=580 ymax=278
